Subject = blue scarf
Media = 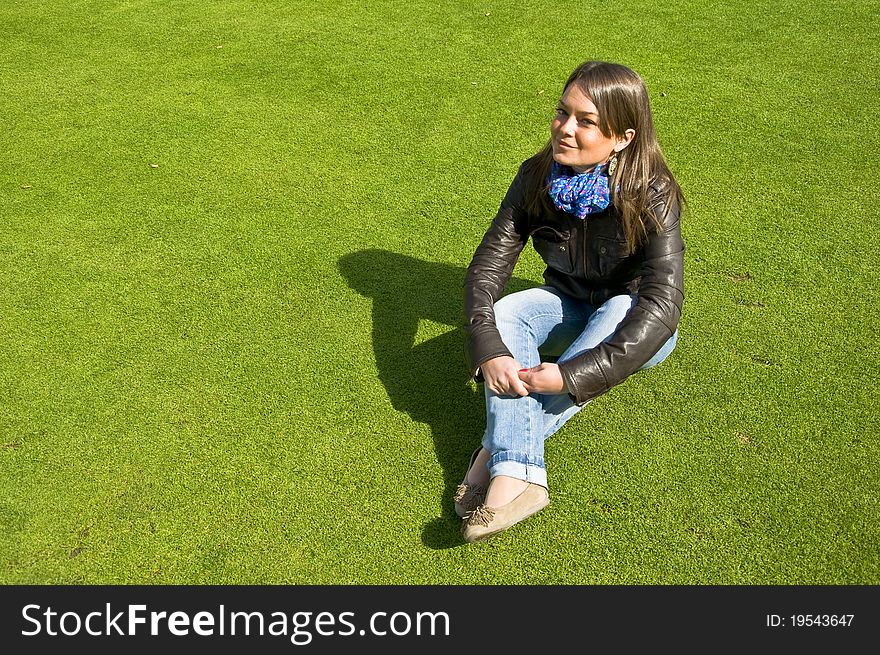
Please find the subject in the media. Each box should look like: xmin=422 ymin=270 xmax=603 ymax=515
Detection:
xmin=547 ymin=161 xmax=611 ymax=219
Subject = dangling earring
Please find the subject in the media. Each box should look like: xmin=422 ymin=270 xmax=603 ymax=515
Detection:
xmin=607 ymin=152 xmax=618 ymax=177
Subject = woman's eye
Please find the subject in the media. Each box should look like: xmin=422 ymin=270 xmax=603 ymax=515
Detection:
xmin=555 ymin=107 xmax=567 ymax=116
xmin=578 ymin=118 xmax=595 ymax=127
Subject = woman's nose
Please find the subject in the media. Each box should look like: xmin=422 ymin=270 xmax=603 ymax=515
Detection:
xmin=560 ymin=115 xmax=577 ymax=135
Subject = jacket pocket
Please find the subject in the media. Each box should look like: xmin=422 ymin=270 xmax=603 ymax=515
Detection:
xmin=531 ymin=226 xmax=574 ymax=275
xmin=594 ymin=236 xmax=631 ymax=278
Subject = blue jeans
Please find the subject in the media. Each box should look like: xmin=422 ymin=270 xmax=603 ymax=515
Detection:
xmin=481 ymin=285 xmax=677 ymax=488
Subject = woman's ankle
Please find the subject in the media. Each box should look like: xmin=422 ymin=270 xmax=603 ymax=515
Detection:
xmin=465 ymin=448 xmax=491 ymax=487
xmin=485 ymin=475 xmax=530 ymax=507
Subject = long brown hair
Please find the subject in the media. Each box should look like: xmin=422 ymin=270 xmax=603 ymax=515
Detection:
xmin=524 ymin=61 xmax=684 ymax=248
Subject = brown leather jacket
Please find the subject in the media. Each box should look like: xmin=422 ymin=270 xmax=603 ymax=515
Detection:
xmin=464 ymin=159 xmax=684 ymax=405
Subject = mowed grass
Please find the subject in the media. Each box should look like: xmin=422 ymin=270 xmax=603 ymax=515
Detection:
xmin=1 ymin=0 xmax=877 ymax=584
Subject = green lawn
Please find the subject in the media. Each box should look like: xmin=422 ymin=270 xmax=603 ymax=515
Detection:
xmin=1 ymin=0 xmax=878 ymax=584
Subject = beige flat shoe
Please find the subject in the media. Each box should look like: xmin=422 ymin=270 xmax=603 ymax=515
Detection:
xmin=453 ymin=447 xmax=487 ymax=517
xmin=461 ymin=483 xmax=549 ymax=543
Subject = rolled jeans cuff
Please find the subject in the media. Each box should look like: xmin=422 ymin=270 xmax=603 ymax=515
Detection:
xmin=487 ymin=451 xmax=548 ymax=489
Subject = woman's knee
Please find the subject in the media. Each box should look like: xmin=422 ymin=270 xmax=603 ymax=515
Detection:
xmin=580 ymin=294 xmax=636 ymax=339
xmin=492 ymin=292 xmax=522 ymax=325
xmin=597 ymin=294 xmax=637 ymax=320
xmin=493 ymin=288 xmax=558 ymax=335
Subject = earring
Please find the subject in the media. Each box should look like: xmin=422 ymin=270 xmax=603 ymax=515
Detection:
xmin=607 ymin=153 xmax=618 ymax=177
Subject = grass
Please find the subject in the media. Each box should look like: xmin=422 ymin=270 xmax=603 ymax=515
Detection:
xmin=1 ymin=0 xmax=878 ymax=584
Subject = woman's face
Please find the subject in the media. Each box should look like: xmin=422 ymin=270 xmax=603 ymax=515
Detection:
xmin=551 ymin=85 xmax=629 ymax=173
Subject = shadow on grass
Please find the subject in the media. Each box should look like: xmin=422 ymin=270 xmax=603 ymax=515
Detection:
xmin=338 ymin=249 xmax=535 ymax=549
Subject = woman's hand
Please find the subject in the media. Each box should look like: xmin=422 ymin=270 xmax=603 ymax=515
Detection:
xmin=518 ymin=363 xmax=567 ymax=394
xmin=480 ymin=356 xmax=529 ymax=397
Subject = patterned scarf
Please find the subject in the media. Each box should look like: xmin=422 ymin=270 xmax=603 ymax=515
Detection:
xmin=547 ymin=161 xmax=611 ymax=219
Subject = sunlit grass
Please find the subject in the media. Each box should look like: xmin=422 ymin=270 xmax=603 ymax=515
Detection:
xmin=1 ymin=0 xmax=877 ymax=584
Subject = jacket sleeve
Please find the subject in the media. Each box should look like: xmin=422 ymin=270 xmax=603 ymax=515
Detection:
xmin=557 ymin=195 xmax=685 ymax=404
xmin=463 ymin=164 xmax=531 ymax=375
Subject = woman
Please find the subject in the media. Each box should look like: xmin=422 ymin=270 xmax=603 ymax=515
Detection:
xmin=458 ymin=60 xmax=684 ymax=543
